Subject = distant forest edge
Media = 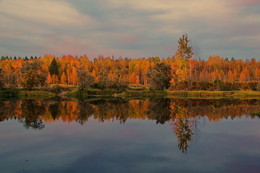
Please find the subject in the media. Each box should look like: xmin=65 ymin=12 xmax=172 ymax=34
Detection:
xmin=0 ymin=34 xmax=259 ymax=92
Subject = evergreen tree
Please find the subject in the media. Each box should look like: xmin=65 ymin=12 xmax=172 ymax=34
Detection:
xmin=49 ymin=58 xmax=59 ymax=76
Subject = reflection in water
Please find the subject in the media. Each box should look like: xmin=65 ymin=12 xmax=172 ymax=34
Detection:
xmin=0 ymin=98 xmax=259 ymax=153
xmin=20 ymin=100 xmax=45 ymax=129
xmin=147 ymin=98 xmax=171 ymax=124
xmin=173 ymin=117 xmax=194 ymax=153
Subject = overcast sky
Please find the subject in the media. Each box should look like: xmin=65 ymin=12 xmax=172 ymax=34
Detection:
xmin=0 ymin=0 xmax=259 ymax=59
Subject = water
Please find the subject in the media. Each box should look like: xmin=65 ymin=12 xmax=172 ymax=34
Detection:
xmin=0 ymin=98 xmax=259 ymax=173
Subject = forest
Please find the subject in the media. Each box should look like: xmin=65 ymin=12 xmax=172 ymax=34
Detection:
xmin=0 ymin=35 xmax=259 ymax=92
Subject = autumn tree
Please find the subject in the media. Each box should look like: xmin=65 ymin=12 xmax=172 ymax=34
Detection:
xmin=109 ymin=68 xmax=129 ymax=92
xmin=172 ymin=34 xmax=194 ymax=88
xmin=254 ymin=68 xmax=260 ymax=81
xmin=239 ymin=67 xmax=250 ymax=81
xmin=60 ymin=72 xmax=67 ymax=84
xmin=175 ymin=34 xmax=194 ymax=60
xmin=0 ymin=68 xmax=4 ymax=89
xmin=148 ymin=63 xmax=171 ymax=90
xmin=77 ymin=69 xmax=94 ymax=90
xmin=20 ymin=61 xmax=47 ymax=90
xmin=98 ymin=68 xmax=109 ymax=90
xmin=110 ymin=76 xmax=128 ymax=92
xmin=4 ymin=72 xmax=18 ymax=90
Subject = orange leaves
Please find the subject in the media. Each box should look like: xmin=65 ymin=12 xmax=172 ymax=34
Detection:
xmin=60 ymin=72 xmax=67 ymax=84
xmin=239 ymin=67 xmax=250 ymax=81
xmin=0 ymin=55 xmax=259 ymax=90
xmin=254 ymin=68 xmax=260 ymax=81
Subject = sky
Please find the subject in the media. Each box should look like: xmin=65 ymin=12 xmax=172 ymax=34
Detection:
xmin=0 ymin=0 xmax=259 ymax=60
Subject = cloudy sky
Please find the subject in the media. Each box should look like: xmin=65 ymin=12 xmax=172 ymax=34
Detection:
xmin=0 ymin=0 xmax=259 ymax=59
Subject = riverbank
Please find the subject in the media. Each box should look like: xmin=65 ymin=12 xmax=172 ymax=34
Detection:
xmin=168 ymin=90 xmax=260 ymax=98
xmin=66 ymin=88 xmax=168 ymax=98
xmin=1 ymin=88 xmax=260 ymax=99
xmin=65 ymin=88 xmax=260 ymax=99
xmin=0 ymin=90 xmax=56 ymax=99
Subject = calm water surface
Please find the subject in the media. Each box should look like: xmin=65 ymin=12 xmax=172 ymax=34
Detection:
xmin=0 ymin=98 xmax=259 ymax=173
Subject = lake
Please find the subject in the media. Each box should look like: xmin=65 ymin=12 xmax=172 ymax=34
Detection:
xmin=0 ymin=98 xmax=259 ymax=173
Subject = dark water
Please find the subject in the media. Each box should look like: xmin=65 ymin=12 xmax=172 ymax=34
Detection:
xmin=0 ymin=98 xmax=259 ymax=173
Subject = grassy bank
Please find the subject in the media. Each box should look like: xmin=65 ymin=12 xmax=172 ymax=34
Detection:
xmin=0 ymin=85 xmax=76 ymax=99
xmin=1 ymin=87 xmax=260 ymax=99
xmin=66 ymin=88 xmax=168 ymax=98
xmin=65 ymin=89 xmax=119 ymax=99
xmin=168 ymin=90 xmax=260 ymax=98
xmin=0 ymin=89 xmax=56 ymax=99
xmin=67 ymin=89 xmax=260 ymax=99
xmin=118 ymin=89 xmax=167 ymax=97
xmin=18 ymin=90 xmax=56 ymax=99
xmin=0 ymin=90 xmax=18 ymax=98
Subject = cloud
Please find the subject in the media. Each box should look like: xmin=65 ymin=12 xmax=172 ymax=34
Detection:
xmin=235 ymin=0 xmax=260 ymax=6
xmin=108 ymin=0 xmax=232 ymax=20
xmin=120 ymin=35 xmax=141 ymax=43
xmin=0 ymin=0 xmax=95 ymax=26
xmin=0 ymin=0 xmax=259 ymax=59
xmin=0 ymin=0 xmax=99 ymax=56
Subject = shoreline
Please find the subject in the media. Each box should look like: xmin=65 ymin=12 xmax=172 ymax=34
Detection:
xmin=1 ymin=89 xmax=260 ymax=99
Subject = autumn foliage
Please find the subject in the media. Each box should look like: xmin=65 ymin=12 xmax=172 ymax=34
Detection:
xmin=0 ymin=54 xmax=259 ymax=91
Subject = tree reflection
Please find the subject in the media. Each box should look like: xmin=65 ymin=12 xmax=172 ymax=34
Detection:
xmin=49 ymin=102 xmax=59 ymax=120
xmin=169 ymin=99 xmax=195 ymax=153
xmin=91 ymin=99 xmax=130 ymax=123
xmin=77 ymin=100 xmax=94 ymax=125
xmin=20 ymin=100 xmax=45 ymax=129
xmin=0 ymin=98 xmax=259 ymax=153
xmin=147 ymin=98 xmax=171 ymax=124
xmin=173 ymin=118 xmax=194 ymax=153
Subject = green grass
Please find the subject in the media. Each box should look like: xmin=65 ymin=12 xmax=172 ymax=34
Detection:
xmin=66 ymin=87 xmax=260 ymax=99
xmin=128 ymin=84 xmax=147 ymax=90
xmin=18 ymin=90 xmax=56 ymax=99
xmin=2 ymin=86 xmax=260 ymax=100
xmin=168 ymin=90 xmax=260 ymax=98
xmin=66 ymin=87 xmax=168 ymax=98
xmin=66 ymin=88 xmax=118 ymax=97
xmin=119 ymin=89 xmax=167 ymax=97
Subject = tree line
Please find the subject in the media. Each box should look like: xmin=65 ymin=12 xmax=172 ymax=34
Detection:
xmin=0 ymin=35 xmax=259 ymax=91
